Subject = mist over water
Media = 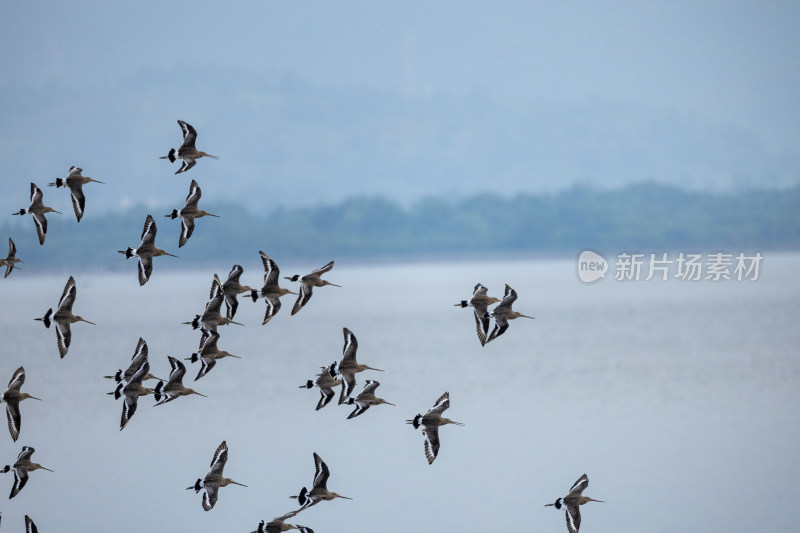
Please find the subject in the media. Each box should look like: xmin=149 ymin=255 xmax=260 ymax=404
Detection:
xmin=0 ymin=255 xmax=797 ymax=532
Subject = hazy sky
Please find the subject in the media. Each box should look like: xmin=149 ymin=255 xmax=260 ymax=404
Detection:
xmin=2 ymin=1 xmax=798 ymax=149
xmin=0 ymin=1 xmax=798 ymax=219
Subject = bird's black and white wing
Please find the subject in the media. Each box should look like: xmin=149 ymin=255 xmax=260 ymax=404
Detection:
xmin=30 ymin=212 xmax=47 ymax=245
xmin=259 ymin=251 xmax=280 ymax=288
xmin=311 ymin=261 xmax=334 ymax=276
xmin=568 ymin=474 xmax=589 ymax=496
xmin=184 ymin=180 xmax=202 ymax=208
xmin=57 ymin=277 xmax=77 ymax=312
xmin=178 ymin=120 xmax=197 ymax=147
xmin=137 ymin=255 xmax=153 ymax=286
xmin=341 ymin=327 xmax=358 ymax=363
xmin=338 ymin=371 xmax=356 ymax=405
xmin=55 ymin=319 xmax=72 ymax=358
xmin=291 ymin=282 xmax=313 ymax=316
xmin=426 ymin=391 xmax=450 ymax=416
xmin=311 ymin=452 xmax=330 ymax=489
xmin=179 ymin=215 xmax=196 ymax=248
xmin=473 ymin=309 xmax=491 ymax=346
xmin=25 ymin=515 xmax=38 ymax=533
xmin=69 ymin=182 xmax=86 ymax=222
xmin=565 ymin=502 xmax=582 ymax=533
xmin=10 ymin=467 xmax=29 ymax=499
xmin=202 ymin=483 xmax=219 ymax=511
xmin=140 ymin=215 xmax=157 ymax=247
xmin=486 ymin=315 xmax=509 ymax=343
xmin=261 ymin=294 xmax=282 ymax=325
xmin=422 ymin=425 xmax=441 ymax=465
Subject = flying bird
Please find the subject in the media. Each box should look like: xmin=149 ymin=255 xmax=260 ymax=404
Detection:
xmin=455 ymin=283 xmax=501 ymax=346
xmin=545 ymin=474 xmax=604 ymax=533
xmin=37 ymin=276 xmax=95 ymax=358
xmin=2 ymin=367 xmax=42 ymax=442
xmin=215 ymin=265 xmax=253 ymax=319
xmin=250 ymin=511 xmax=314 ymax=533
xmin=164 ymin=179 xmax=219 ymax=247
xmin=337 ymin=327 xmax=383 ymax=405
xmin=118 ymin=215 xmax=178 ymax=286
xmin=0 ymin=238 xmax=22 ymax=278
xmin=290 ymin=452 xmax=351 ymax=513
xmin=160 ymin=120 xmax=218 ymax=174
xmin=1 ymin=446 xmax=53 ymax=499
xmin=114 ymin=360 xmax=156 ymax=431
xmin=104 ymin=337 xmax=162 ymax=384
xmin=47 ymin=166 xmax=104 ymax=222
xmin=183 ymin=277 xmax=243 ymax=337
xmin=187 ymin=441 xmax=246 ymax=511
xmin=251 ymin=251 xmax=297 ymax=325
xmin=484 ymin=284 xmax=534 ymax=343
xmin=285 ymin=261 xmax=340 ymax=316
xmin=346 ymin=380 xmax=394 ymax=419
xmin=154 ymin=356 xmax=206 ymax=405
xmin=184 ymin=329 xmax=240 ymax=381
xmin=299 ymin=362 xmax=342 ymax=411
xmin=12 ymin=183 xmax=61 ymax=245
xmin=407 ymin=392 xmax=463 ymax=464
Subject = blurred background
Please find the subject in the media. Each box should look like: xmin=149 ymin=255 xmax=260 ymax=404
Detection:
xmin=0 ymin=2 xmax=798 ymax=532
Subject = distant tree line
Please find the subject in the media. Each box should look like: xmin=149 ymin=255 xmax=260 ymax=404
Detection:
xmin=2 ymin=183 xmax=798 ymax=273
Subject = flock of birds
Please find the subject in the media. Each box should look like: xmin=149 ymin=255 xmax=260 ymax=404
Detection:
xmin=0 ymin=120 xmax=602 ymax=532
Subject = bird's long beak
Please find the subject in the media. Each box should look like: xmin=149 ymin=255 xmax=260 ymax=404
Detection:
xmin=335 ymin=494 xmax=353 ymax=500
xmin=192 ymin=391 xmax=207 ymax=398
xmin=230 ymin=320 xmax=244 ymax=326
xmin=52 ymin=209 xmax=63 ymax=214
xmin=365 ymin=366 xmax=383 ymax=372
xmin=384 ymin=401 xmax=396 ymax=406
xmin=28 ymin=395 xmax=43 ymax=401
xmin=201 ymin=152 xmax=219 ymax=160
xmin=230 ymin=480 xmax=248 ymax=487
xmin=40 ymin=466 xmax=54 ymax=472
xmin=163 ymin=251 xmax=179 ymax=258
xmin=207 ymin=213 xmax=220 ymax=217
xmin=327 ymin=282 xmax=342 ymax=287
xmin=587 ymin=497 xmax=604 ymax=503
xmin=520 ymin=314 xmax=535 ymax=319
xmin=227 ymin=354 xmax=242 ymax=359
xmin=81 ymin=318 xmax=96 ymax=325
xmin=90 ymin=179 xmax=105 ymax=184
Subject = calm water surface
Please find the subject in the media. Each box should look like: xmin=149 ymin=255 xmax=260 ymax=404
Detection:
xmin=0 ymin=255 xmax=797 ymax=532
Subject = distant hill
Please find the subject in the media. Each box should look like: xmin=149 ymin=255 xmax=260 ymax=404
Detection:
xmin=1 ymin=66 xmax=798 ymax=219
xmin=1 ymin=183 xmax=797 ymax=274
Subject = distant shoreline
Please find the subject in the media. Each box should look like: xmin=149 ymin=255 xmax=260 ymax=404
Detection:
xmin=1 ymin=182 xmax=798 ymax=274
